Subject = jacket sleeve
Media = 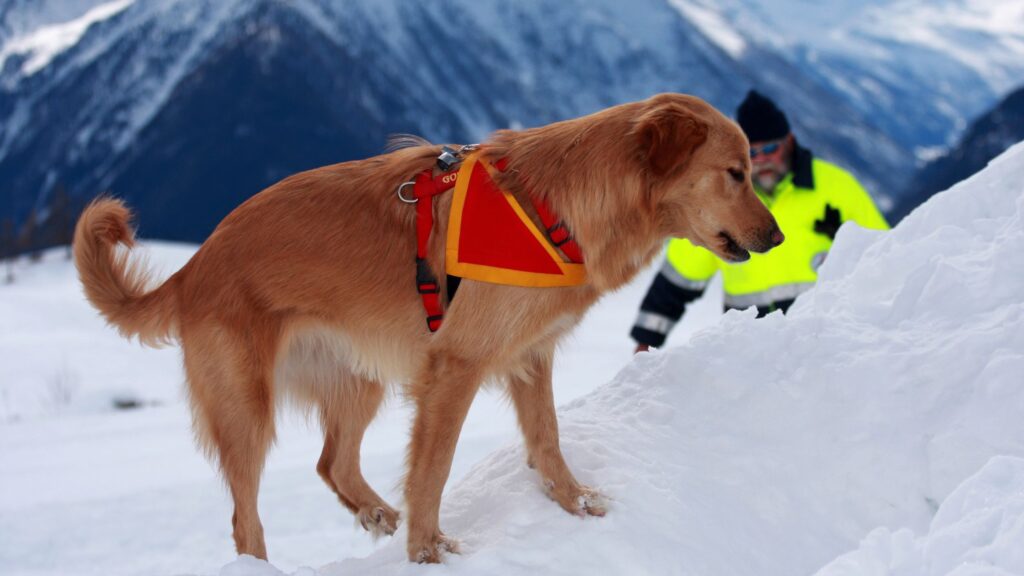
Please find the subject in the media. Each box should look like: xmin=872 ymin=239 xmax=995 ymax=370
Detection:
xmin=630 ymin=239 xmax=718 ymax=347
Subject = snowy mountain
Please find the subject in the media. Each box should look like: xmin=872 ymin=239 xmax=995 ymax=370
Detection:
xmin=892 ymin=83 xmax=1024 ymax=223
xmin=3 ymin=0 xmax=1021 ymax=242
xmin=725 ymin=0 xmax=1024 ymax=157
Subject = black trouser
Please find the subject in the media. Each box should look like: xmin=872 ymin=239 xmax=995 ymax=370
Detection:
xmin=727 ymin=298 xmax=796 ymax=318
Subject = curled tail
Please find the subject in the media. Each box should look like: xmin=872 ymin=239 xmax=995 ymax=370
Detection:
xmin=73 ymin=197 xmax=178 ymax=347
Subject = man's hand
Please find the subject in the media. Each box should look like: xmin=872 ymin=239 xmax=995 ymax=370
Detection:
xmin=634 ymin=344 xmax=651 ymax=354
xmin=813 ymin=204 xmax=842 ymax=240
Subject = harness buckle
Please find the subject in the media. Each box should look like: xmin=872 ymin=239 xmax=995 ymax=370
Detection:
xmin=418 ymin=283 xmax=440 ymax=294
xmin=436 ymin=146 xmax=459 ymax=171
xmin=415 ymin=258 xmax=440 ymax=294
xmin=425 ymin=314 xmax=444 ymax=331
xmin=547 ymin=222 xmax=572 ymax=246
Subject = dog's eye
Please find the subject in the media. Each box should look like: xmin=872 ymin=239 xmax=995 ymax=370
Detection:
xmin=727 ymin=168 xmax=744 ymax=183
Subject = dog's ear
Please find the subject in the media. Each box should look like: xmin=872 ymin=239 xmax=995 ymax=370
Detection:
xmin=635 ymin=103 xmax=709 ymax=178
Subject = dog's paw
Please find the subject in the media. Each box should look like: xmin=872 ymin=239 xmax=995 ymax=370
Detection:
xmin=358 ymin=505 xmax=399 ymax=538
xmin=575 ymin=487 xmax=608 ymax=517
xmin=545 ymin=480 xmax=608 ymax=517
xmin=408 ymin=532 xmax=459 ymax=564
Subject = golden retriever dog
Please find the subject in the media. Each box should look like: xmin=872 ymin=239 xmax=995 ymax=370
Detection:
xmin=73 ymin=93 xmax=782 ymax=563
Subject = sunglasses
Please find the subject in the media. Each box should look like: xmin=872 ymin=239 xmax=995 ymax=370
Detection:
xmin=750 ymin=141 xmax=783 ymax=158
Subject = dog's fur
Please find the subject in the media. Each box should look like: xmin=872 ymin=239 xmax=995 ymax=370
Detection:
xmin=73 ymin=93 xmax=781 ymax=563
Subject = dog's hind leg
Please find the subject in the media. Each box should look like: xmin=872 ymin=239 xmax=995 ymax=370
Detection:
xmin=507 ymin=345 xmax=607 ymax=517
xmin=185 ymin=323 xmax=277 ymax=560
xmin=315 ymin=376 xmax=399 ymax=537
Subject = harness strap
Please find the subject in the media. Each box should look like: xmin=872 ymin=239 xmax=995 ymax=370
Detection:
xmin=407 ymin=151 xmax=583 ymax=333
xmin=413 ymin=167 xmax=460 ymax=332
xmin=530 ymin=198 xmax=584 ymax=264
xmin=491 ymin=157 xmax=583 ymax=264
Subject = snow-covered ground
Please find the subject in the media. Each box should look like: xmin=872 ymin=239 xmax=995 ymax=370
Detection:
xmin=3 ymin=143 xmax=1024 ymax=575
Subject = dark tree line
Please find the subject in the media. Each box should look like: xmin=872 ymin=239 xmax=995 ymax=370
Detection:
xmin=2 ymin=183 xmax=86 ymax=283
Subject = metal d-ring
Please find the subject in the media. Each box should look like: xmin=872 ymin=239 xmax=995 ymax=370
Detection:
xmin=397 ymin=181 xmax=418 ymax=204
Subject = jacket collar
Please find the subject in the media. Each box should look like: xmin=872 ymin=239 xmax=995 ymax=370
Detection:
xmin=790 ymin=140 xmax=814 ymax=189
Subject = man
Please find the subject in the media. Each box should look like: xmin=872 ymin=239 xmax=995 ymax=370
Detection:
xmin=631 ymin=90 xmax=889 ymax=352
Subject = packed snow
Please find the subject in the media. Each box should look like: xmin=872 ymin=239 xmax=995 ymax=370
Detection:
xmin=3 ymin=144 xmax=1024 ymax=575
xmin=816 ymin=455 xmax=1024 ymax=576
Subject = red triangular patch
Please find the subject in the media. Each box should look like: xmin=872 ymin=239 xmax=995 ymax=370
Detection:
xmin=457 ymin=161 xmax=563 ymax=274
xmin=446 ymin=156 xmax=586 ymax=287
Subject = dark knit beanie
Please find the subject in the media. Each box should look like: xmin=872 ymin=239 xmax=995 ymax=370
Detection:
xmin=736 ymin=90 xmax=790 ymax=142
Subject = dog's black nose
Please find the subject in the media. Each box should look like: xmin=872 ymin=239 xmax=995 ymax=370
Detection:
xmin=751 ymin=226 xmax=784 ymax=253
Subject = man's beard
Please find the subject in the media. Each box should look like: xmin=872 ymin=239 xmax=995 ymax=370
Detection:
xmin=754 ymin=163 xmax=786 ymax=193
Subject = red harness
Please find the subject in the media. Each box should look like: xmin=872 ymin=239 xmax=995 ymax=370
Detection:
xmin=403 ymin=167 xmax=461 ymax=333
xmin=401 ymin=148 xmax=583 ymax=332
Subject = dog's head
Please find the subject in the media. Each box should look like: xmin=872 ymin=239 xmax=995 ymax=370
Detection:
xmin=635 ymin=94 xmax=783 ymax=262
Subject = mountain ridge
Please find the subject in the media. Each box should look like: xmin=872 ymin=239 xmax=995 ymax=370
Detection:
xmin=892 ymin=84 xmax=1024 ymax=223
xmin=2 ymin=0 xmax=1021 ymax=243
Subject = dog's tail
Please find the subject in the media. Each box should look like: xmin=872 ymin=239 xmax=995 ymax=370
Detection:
xmin=73 ymin=197 xmax=178 ymax=347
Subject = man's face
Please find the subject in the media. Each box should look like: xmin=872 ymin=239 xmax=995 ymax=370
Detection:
xmin=749 ymin=135 xmax=791 ymax=193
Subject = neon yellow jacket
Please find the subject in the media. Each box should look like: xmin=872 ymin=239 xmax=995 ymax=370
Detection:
xmin=632 ymin=146 xmax=888 ymax=346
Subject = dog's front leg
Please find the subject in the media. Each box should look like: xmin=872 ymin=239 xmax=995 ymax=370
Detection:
xmin=508 ymin=347 xmax=607 ymax=517
xmin=404 ymin=350 xmax=482 ymax=563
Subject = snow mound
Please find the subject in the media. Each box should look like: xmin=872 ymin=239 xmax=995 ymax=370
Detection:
xmin=815 ymin=455 xmax=1024 ymax=576
xmin=215 ymin=149 xmax=1024 ymax=572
